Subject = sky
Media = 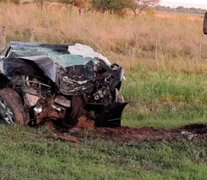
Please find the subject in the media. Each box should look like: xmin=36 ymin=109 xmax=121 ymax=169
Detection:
xmin=160 ymin=0 xmax=207 ymax=9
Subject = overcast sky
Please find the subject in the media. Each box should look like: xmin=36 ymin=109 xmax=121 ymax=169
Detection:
xmin=160 ymin=0 xmax=207 ymax=9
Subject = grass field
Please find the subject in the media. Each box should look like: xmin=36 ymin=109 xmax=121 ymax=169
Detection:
xmin=1 ymin=2 xmax=207 ymax=180
xmin=1 ymin=124 xmax=207 ymax=180
xmin=122 ymin=66 xmax=207 ymax=129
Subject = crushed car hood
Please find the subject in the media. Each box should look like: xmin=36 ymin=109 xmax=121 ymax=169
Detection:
xmin=2 ymin=42 xmax=124 ymax=96
xmin=7 ymin=41 xmax=111 ymax=67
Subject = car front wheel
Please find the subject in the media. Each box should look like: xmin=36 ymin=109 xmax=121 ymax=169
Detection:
xmin=0 ymin=88 xmax=29 ymax=125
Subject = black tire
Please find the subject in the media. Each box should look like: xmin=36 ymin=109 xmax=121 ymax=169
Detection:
xmin=0 ymin=88 xmax=29 ymax=125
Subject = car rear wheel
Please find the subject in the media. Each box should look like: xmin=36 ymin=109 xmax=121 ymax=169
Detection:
xmin=0 ymin=88 xmax=29 ymax=125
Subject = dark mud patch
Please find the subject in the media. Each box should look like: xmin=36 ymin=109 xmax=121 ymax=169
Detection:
xmin=180 ymin=124 xmax=207 ymax=134
xmin=45 ymin=120 xmax=207 ymax=144
xmin=93 ymin=124 xmax=207 ymax=143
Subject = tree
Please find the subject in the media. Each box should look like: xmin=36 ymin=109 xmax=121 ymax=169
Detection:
xmin=91 ymin=0 xmax=130 ymax=13
xmin=91 ymin=0 xmax=159 ymax=15
xmin=58 ymin=0 xmax=91 ymax=14
xmin=72 ymin=0 xmax=91 ymax=14
xmin=35 ymin=0 xmax=44 ymax=10
xmin=127 ymin=0 xmax=160 ymax=16
xmin=58 ymin=0 xmax=74 ymax=3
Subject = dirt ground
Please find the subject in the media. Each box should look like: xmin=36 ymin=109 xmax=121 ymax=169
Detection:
xmin=95 ymin=124 xmax=207 ymax=143
xmin=47 ymin=118 xmax=207 ymax=144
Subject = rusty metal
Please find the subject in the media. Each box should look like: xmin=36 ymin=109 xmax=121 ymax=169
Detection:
xmin=35 ymin=98 xmax=67 ymax=125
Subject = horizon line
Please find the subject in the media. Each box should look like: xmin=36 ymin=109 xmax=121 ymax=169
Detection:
xmin=160 ymin=2 xmax=207 ymax=10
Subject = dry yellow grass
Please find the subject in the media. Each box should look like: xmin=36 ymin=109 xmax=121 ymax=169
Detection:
xmin=0 ymin=2 xmax=207 ymax=71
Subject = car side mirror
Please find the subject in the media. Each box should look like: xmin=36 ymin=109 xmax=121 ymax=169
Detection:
xmin=204 ymin=12 xmax=207 ymax=34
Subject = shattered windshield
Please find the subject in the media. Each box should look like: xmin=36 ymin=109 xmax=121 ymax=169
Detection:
xmin=9 ymin=42 xmax=96 ymax=67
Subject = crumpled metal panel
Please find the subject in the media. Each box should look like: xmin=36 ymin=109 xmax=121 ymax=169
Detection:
xmin=56 ymin=61 xmax=95 ymax=95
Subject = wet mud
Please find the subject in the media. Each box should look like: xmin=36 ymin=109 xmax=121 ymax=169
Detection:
xmin=95 ymin=124 xmax=207 ymax=143
xmin=46 ymin=119 xmax=207 ymax=144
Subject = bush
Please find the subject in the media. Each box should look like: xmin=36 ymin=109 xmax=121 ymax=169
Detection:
xmin=0 ymin=0 xmax=20 ymax=5
xmin=91 ymin=0 xmax=134 ymax=13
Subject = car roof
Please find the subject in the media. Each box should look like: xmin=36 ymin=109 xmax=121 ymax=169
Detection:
xmin=7 ymin=41 xmax=96 ymax=67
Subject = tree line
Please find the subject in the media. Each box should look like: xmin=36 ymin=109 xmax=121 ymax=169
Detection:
xmin=0 ymin=0 xmax=160 ymax=16
xmin=156 ymin=5 xmax=206 ymax=15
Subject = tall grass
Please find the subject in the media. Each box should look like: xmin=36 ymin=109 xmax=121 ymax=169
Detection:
xmin=1 ymin=4 xmax=207 ymax=179
xmin=122 ymin=66 xmax=207 ymax=128
xmin=0 ymin=3 xmax=207 ymax=71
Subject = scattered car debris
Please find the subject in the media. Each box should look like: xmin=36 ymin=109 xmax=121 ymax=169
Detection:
xmin=0 ymin=42 xmax=128 ymax=137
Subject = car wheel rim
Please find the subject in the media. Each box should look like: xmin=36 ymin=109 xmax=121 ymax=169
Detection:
xmin=0 ymin=99 xmax=15 ymax=125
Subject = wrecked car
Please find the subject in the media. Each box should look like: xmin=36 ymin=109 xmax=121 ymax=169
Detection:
xmin=0 ymin=42 xmax=127 ymax=128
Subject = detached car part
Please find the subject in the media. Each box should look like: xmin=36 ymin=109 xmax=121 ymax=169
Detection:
xmin=0 ymin=42 xmax=127 ymax=128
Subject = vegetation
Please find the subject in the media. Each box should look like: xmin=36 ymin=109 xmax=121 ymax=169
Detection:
xmin=0 ymin=2 xmax=207 ymax=179
xmin=0 ymin=0 xmax=20 ymax=5
xmin=122 ymin=66 xmax=207 ymax=128
xmin=0 ymin=3 xmax=206 ymax=69
xmin=91 ymin=0 xmax=159 ymax=15
xmin=156 ymin=5 xmax=206 ymax=15
xmin=0 ymin=0 xmax=160 ymax=15
xmin=91 ymin=0 xmax=130 ymax=12
xmin=1 ymin=125 xmax=207 ymax=179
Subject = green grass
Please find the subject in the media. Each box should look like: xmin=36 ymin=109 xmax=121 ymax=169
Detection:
xmin=1 ymin=125 xmax=207 ymax=180
xmin=122 ymin=65 xmax=207 ymax=128
xmin=0 ymin=65 xmax=207 ymax=179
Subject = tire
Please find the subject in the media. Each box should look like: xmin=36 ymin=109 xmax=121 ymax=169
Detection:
xmin=0 ymin=88 xmax=29 ymax=125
